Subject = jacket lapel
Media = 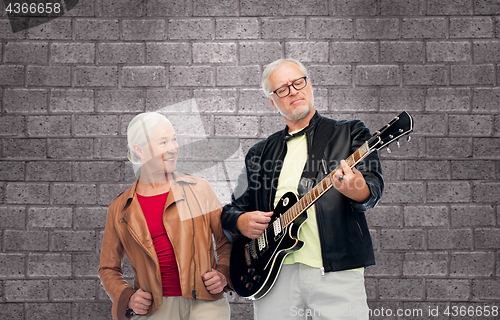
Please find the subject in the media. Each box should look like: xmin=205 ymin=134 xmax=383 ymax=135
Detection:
xmin=119 ymin=173 xmax=198 ymax=252
xmin=121 ymin=181 xmax=157 ymax=258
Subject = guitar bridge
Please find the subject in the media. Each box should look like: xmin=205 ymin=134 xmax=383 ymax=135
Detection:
xmin=245 ymin=240 xmax=258 ymax=265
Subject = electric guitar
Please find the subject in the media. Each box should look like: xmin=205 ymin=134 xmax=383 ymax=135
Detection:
xmin=229 ymin=111 xmax=414 ymax=299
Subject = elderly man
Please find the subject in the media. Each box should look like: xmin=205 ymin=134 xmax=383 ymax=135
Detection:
xmin=222 ymin=59 xmax=384 ymax=320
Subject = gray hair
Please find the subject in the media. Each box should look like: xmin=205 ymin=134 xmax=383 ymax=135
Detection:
xmin=261 ymin=59 xmax=309 ymax=96
xmin=127 ymin=112 xmax=171 ymax=167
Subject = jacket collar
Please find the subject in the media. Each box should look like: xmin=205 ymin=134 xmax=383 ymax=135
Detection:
xmin=118 ymin=172 xmax=198 ymax=257
xmin=281 ymin=110 xmax=322 ymax=141
xmin=121 ymin=172 xmax=197 ymax=211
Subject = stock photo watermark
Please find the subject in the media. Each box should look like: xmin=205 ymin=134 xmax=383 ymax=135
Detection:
xmin=289 ymin=304 xmax=499 ymax=318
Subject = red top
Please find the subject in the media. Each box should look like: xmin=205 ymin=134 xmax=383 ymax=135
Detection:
xmin=137 ymin=192 xmax=182 ymax=296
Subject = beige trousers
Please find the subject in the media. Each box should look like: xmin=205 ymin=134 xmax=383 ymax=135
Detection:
xmin=254 ymin=264 xmax=369 ymax=320
xmin=132 ymin=296 xmax=230 ymax=320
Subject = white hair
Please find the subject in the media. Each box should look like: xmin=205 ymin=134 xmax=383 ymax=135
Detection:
xmin=127 ymin=112 xmax=171 ymax=169
xmin=261 ymin=59 xmax=309 ymax=96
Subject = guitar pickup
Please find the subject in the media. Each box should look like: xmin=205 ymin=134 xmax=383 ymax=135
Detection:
xmin=273 ymin=217 xmax=282 ymax=236
xmin=257 ymin=232 xmax=267 ymax=252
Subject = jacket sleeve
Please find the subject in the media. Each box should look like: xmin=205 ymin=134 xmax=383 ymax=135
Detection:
xmin=348 ymin=120 xmax=384 ymax=212
xmin=98 ymin=203 xmax=136 ymax=320
xmin=204 ymin=181 xmax=233 ymax=290
xmin=221 ymin=166 xmax=250 ymax=242
xmin=195 ymin=180 xmax=232 ymax=291
xmin=221 ymin=144 xmax=260 ymax=242
xmin=211 ymin=207 xmax=233 ymax=290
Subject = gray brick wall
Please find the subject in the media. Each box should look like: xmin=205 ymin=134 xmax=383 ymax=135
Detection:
xmin=1 ymin=1 xmax=499 ymax=319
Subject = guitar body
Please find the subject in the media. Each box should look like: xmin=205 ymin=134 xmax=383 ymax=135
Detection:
xmin=230 ymin=191 xmax=307 ymax=299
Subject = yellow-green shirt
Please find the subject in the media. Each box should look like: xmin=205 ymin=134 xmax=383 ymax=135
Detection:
xmin=274 ymin=133 xmax=323 ymax=268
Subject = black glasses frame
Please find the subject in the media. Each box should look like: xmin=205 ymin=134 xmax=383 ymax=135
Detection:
xmin=268 ymin=76 xmax=308 ymax=98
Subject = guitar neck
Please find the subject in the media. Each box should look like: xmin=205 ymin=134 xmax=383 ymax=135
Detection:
xmin=280 ymin=140 xmax=375 ymax=229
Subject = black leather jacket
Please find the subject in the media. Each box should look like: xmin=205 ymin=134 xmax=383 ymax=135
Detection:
xmin=221 ymin=111 xmax=384 ymax=272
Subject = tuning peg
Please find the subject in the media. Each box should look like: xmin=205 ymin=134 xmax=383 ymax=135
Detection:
xmin=386 ymin=147 xmax=391 ymax=153
xmin=407 ymin=136 xmax=411 ymax=142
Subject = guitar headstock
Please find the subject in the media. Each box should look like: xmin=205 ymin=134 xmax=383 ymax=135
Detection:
xmin=369 ymin=111 xmax=414 ymax=151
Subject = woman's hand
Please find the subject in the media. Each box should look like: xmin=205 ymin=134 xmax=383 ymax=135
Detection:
xmin=202 ymin=269 xmax=227 ymax=294
xmin=128 ymin=288 xmax=153 ymax=315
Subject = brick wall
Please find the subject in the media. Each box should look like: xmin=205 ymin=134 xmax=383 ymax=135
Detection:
xmin=1 ymin=0 xmax=499 ymax=319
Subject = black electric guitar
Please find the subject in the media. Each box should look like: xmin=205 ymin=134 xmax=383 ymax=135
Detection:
xmin=230 ymin=111 xmax=414 ymax=299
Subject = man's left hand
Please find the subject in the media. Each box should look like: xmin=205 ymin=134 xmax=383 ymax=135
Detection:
xmin=202 ymin=269 xmax=227 ymax=294
xmin=333 ymin=159 xmax=371 ymax=203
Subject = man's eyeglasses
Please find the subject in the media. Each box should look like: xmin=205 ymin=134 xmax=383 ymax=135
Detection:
xmin=268 ymin=76 xmax=308 ymax=98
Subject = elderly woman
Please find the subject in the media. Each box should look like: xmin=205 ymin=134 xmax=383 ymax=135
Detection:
xmin=99 ymin=112 xmax=231 ymax=320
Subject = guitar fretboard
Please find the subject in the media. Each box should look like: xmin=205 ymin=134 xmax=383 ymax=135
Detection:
xmin=280 ymin=141 xmax=372 ymax=228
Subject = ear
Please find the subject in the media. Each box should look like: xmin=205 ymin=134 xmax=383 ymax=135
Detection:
xmin=268 ymin=97 xmax=277 ymax=110
xmin=133 ymin=143 xmax=145 ymax=160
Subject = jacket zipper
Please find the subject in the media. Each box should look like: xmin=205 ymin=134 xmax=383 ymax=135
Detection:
xmin=191 ymin=216 xmax=197 ymax=299
xmin=181 ymin=184 xmax=198 ymax=299
xmin=310 ymin=133 xmax=327 ymax=276
xmin=124 ymin=220 xmax=163 ymax=296
xmin=306 ymin=127 xmax=329 ymax=274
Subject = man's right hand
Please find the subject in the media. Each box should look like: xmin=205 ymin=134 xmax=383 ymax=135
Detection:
xmin=128 ymin=288 xmax=152 ymax=315
xmin=236 ymin=211 xmax=273 ymax=239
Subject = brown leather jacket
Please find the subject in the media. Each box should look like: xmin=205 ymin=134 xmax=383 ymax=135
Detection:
xmin=98 ymin=173 xmax=232 ymax=320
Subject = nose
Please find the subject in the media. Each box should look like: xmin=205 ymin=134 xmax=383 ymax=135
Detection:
xmin=289 ymin=84 xmax=300 ymax=96
xmin=166 ymin=141 xmax=178 ymax=152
